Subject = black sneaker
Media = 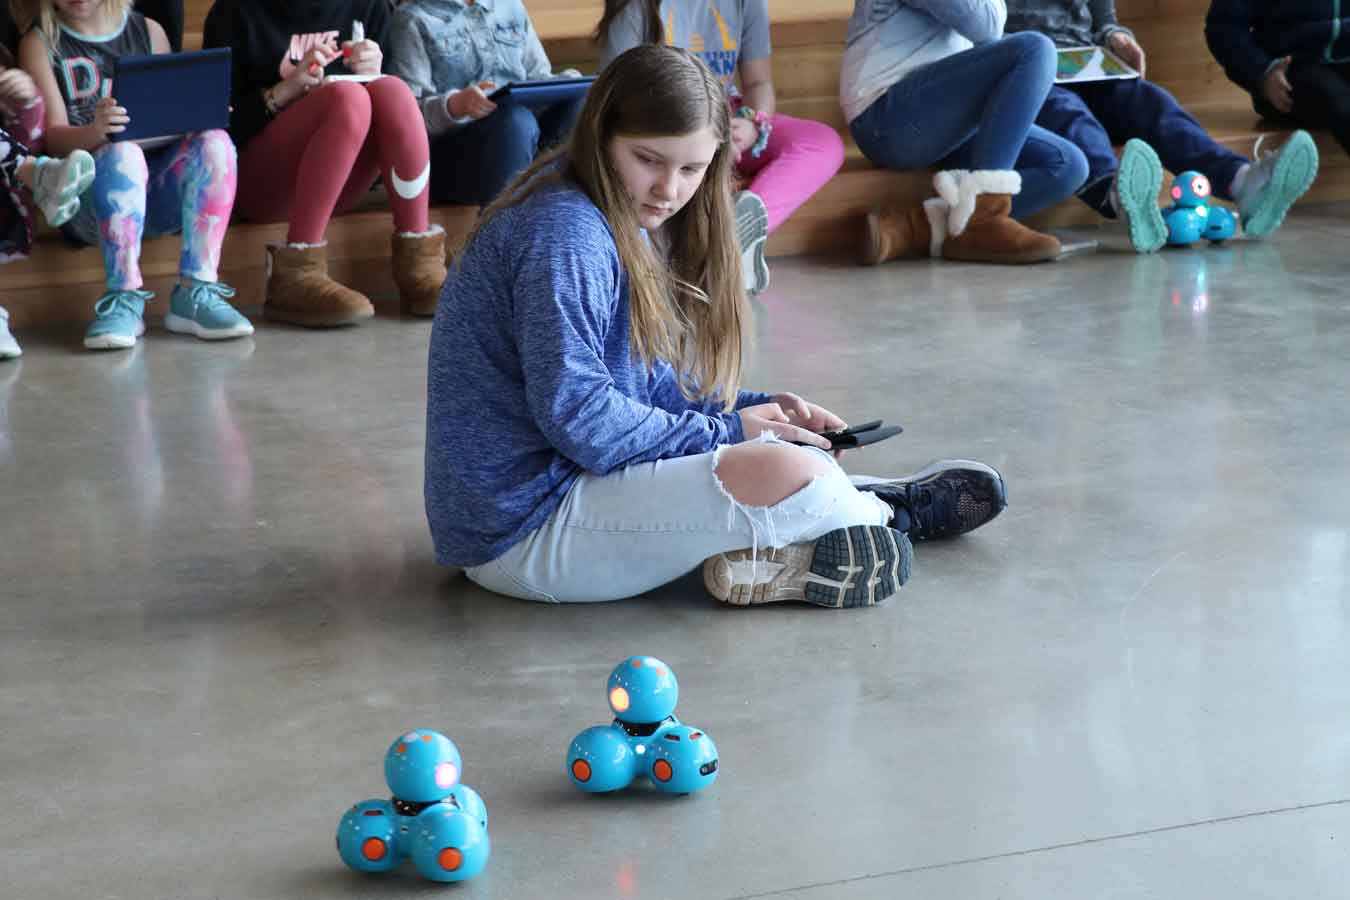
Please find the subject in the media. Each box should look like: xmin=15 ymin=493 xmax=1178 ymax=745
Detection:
xmin=702 ymin=525 xmax=912 ymax=609
xmin=859 ymin=459 xmax=1007 ymax=541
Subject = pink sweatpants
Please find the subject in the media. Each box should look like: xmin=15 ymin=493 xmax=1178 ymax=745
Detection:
xmin=734 ymin=113 xmax=845 ymax=234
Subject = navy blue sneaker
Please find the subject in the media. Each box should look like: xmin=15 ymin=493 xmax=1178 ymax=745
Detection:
xmin=859 ymin=460 xmax=1007 ymax=540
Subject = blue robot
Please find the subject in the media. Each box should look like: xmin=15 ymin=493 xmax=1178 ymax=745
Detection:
xmin=566 ymin=656 xmax=719 ymax=795
xmin=1162 ymin=171 xmax=1238 ymax=246
xmin=336 ymin=730 xmax=490 ymax=882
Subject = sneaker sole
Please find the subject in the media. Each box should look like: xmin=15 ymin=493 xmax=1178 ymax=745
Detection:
xmin=1117 ymin=140 xmax=1167 ymax=254
xmin=0 ymin=346 xmax=20 ymax=360
xmin=735 ymin=192 xmax=770 ymax=294
xmin=164 ymin=312 xmax=255 ymax=340
xmin=84 ymin=320 xmax=146 ymax=350
xmin=1241 ymin=130 xmax=1319 ymax=238
xmin=704 ymin=525 xmax=912 ymax=609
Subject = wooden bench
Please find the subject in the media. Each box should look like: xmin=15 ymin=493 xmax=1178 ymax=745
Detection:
xmin=6 ymin=0 xmax=1344 ymax=329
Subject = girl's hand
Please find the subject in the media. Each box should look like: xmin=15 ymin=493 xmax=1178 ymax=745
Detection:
xmin=277 ymin=47 xmax=334 ymax=106
xmin=738 ymin=400 xmax=833 ymax=449
xmin=90 ymin=96 xmax=129 ymax=139
xmin=1262 ymin=56 xmax=1294 ymax=114
xmin=1107 ymin=31 xmax=1146 ymax=78
xmin=768 ymin=392 xmax=850 ymax=458
xmin=0 ymin=69 xmax=38 ymax=110
xmin=729 ymin=116 xmax=757 ymax=155
xmin=342 ymin=39 xmax=382 ymax=76
xmin=448 ymin=82 xmax=497 ymax=120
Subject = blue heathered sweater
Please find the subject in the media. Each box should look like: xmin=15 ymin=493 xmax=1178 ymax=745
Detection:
xmin=424 ymin=183 xmax=772 ymax=567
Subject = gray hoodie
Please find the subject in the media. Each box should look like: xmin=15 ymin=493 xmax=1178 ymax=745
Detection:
xmin=1004 ymin=0 xmax=1133 ymax=48
xmin=388 ymin=0 xmax=554 ymax=136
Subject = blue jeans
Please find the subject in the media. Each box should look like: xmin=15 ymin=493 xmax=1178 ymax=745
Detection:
xmin=464 ymin=437 xmax=893 ymax=603
xmin=850 ymin=32 xmax=1088 ymax=219
xmin=428 ymin=98 xmax=583 ymax=205
xmin=1038 ymin=80 xmax=1249 ymax=215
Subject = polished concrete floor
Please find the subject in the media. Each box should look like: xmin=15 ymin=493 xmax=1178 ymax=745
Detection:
xmin=3 ymin=207 xmax=1349 ymax=899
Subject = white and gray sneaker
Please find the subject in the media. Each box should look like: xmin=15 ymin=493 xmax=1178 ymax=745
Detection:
xmin=734 ymin=189 xmax=770 ymax=294
xmin=1236 ymin=130 xmax=1319 ymax=238
xmin=0 ymin=307 xmax=20 ymax=359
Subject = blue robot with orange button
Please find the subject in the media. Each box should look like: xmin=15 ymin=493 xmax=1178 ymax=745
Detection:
xmin=1162 ymin=171 xmax=1239 ymax=246
xmin=566 ymin=656 xmax=719 ymax=795
xmin=336 ymin=730 xmax=490 ymax=882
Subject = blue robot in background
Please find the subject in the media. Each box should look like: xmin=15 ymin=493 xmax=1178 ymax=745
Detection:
xmin=1162 ymin=171 xmax=1238 ymax=246
xmin=336 ymin=730 xmax=490 ymax=882
xmin=567 ymin=656 xmax=719 ymax=795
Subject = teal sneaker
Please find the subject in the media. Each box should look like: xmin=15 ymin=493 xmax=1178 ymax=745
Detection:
xmin=165 ymin=280 xmax=254 ymax=340
xmin=32 ymin=151 xmax=95 ymax=228
xmin=84 ymin=289 xmax=150 ymax=351
xmin=1113 ymin=139 xmax=1167 ymax=254
xmin=1237 ymin=130 xmax=1319 ymax=238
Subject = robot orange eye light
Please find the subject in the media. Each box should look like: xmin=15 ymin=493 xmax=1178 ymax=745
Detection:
xmin=631 ymin=659 xmax=642 ymax=667
xmin=396 ymin=743 xmax=408 ymax=754
xmin=1171 ymin=186 xmax=1182 ymax=199
xmin=690 ymin=732 xmax=702 ymax=740
xmin=362 ymin=809 xmax=385 ymax=817
xmin=609 ymin=687 xmax=630 ymax=712
xmin=421 ymin=734 xmax=433 ymax=742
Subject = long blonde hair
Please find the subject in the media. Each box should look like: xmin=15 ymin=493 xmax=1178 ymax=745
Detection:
xmin=472 ymin=45 xmax=748 ymax=410
xmin=10 ymin=0 xmax=134 ymax=48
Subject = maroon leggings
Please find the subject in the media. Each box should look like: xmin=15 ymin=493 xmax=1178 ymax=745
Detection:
xmin=236 ymin=77 xmax=430 ymax=244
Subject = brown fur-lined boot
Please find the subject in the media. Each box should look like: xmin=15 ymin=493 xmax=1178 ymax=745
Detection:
xmin=263 ymin=242 xmax=375 ymax=328
xmin=391 ymin=227 xmax=447 ymax=317
xmin=933 ymin=169 xmax=1061 ymax=264
xmin=860 ymin=199 xmax=949 ymax=265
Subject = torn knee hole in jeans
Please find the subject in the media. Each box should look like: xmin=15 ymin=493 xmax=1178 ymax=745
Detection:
xmin=710 ymin=433 xmax=841 ymax=573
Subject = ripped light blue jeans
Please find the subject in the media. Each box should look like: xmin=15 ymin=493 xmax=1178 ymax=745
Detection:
xmin=465 ymin=438 xmax=894 ymax=603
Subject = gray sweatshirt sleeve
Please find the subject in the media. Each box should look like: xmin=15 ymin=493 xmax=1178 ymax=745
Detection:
xmin=904 ymin=0 xmax=1008 ymax=44
xmin=599 ymin=1 xmax=648 ymax=69
xmin=1088 ymin=0 xmax=1132 ymax=44
xmin=387 ymin=13 xmax=463 ymax=136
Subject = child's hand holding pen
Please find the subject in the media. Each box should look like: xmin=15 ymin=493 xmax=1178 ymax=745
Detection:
xmin=342 ymin=20 xmax=382 ymax=76
xmin=271 ymin=46 xmax=337 ymax=110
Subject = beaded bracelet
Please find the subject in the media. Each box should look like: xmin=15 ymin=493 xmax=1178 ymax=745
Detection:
xmin=736 ymin=106 xmax=772 ymax=159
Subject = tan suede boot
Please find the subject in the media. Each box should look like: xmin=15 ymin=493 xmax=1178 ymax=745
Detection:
xmin=860 ymin=199 xmax=949 ymax=265
xmin=391 ymin=227 xmax=448 ymax=317
xmin=933 ymin=170 xmax=1061 ymax=264
xmin=263 ymin=242 xmax=375 ymax=328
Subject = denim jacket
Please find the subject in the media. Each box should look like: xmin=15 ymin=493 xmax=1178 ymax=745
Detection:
xmin=388 ymin=0 xmax=554 ymax=135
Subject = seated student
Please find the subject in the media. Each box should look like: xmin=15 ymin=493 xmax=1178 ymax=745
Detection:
xmin=17 ymin=0 xmax=252 ymax=350
xmin=597 ymin=0 xmax=845 ymax=294
xmin=388 ymin=0 xmax=583 ymax=208
xmin=425 ymin=45 xmax=1008 ymax=607
xmin=1207 ymin=1 xmax=1350 ymax=157
xmin=2 ymin=0 xmax=182 ymax=54
xmin=843 ymin=0 xmax=1085 ymax=266
xmin=1008 ymin=0 xmax=1319 ymax=250
xmin=0 ymin=55 xmax=95 ymax=358
xmin=204 ymin=0 xmax=446 ymax=325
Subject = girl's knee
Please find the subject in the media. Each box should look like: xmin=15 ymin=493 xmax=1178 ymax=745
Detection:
xmin=321 ymin=81 xmax=374 ymax=136
xmin=714 ymin=441 xmax=833 ymax=508
xmin=93 ymin=141 xmax=148 ymax=186
xmin=366 ymin=74 xmax=417 ymax=108
xmin=188 ymin=129 xmax=238 ymax=172
xmin=1006 ymin=31 xmax=1057 ymax=78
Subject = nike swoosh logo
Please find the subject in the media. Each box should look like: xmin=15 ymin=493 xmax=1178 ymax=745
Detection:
xmin=391 ymin=163 xmax=430 ymax=200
